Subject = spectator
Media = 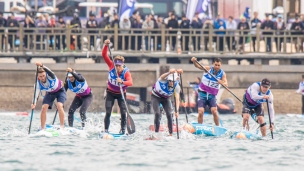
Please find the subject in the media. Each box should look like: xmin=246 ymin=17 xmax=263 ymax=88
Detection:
xmin=250 ymin=12 xmax=262 ymax=52
xmin=70 ymin=12 xmax=82 ymax=50
xmin=156 ymin=16 xmax=164 ymax=50
xmin=130 ymin=10 xmax=138 ymax=28
xmin=290 ymin=16 xmax=304 ymax=52
xmin=165 ymin=11 xmax=174 ymax=25
xmin=131 ymin=15 xmax=142 ymax=50
xmin=150 ymin=14 xmax=158 ymax=50
xmin=180 ymin=14 xmax=190 ymax=51
xmin=86 ymin=13 xmax=98 ymax=50
xmin=142 ymin=15 xmax=154 ymax=50
xmin=261 ymin=14 xmax=275 ymax=52
xmin=300 ymin=14 xmax=304 ymax=52
xmin=274 ymin=15 xmax=286 ymax=52
xmin=167 ymin=14 xmax=178 ymax=50
xmin=191 ymin=16 xmax=203 ymax=51
xmin=23 ymin=16 xmax=35 ymax=50
xmin=6 ymin=14 xmax=19 ymax=51
xmin=213 ymin=14 xmax=226 ymax=52
xmin=47 ymin=15 xmax=56 ymax=49
xmin=226 ymin=16 xmax=237 ymax=51
xmin=119 ymin=17 xmax=131 ymax=50
xmin=202 ymin=17 xmax=213 ymax=51
xmin=56 ymin=17 xmax=66 ymax=50
xmin=110 ymin=13 xmax=120 ymax=49
xmin=237 ymin=17 xmax=250 ymax=53
xmin=35 ymin=15 xmax=47 ymax=44
xmin=0 ymin=12 xmax=7 ymax=51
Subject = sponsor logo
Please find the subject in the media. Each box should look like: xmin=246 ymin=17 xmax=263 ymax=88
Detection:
xmin=196 ymin=125 xmax=213 ymax=132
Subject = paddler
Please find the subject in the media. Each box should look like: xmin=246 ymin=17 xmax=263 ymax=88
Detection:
xmin=31 ymin=62 xmax=67 ymax=130
xmin=242 ymin=78 xmax=275 ymax=136
xmin=295 ymin=74 xmax=304 ymax=115
xmin=102 ymin=39 xmax=133 ymax=134
xmin=190 ymin=57 xmax=228 ymax=126
xmin=151 ymin=68 xmax=183 ymax=136
xmin=64 ymin=68 xmax=93 ymax=128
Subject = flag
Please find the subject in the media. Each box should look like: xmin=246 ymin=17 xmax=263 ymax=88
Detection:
xmin=187 ymin=0 xmax=211 ymax=21
xmin=119 ymin=0 xmax=136 ymax=21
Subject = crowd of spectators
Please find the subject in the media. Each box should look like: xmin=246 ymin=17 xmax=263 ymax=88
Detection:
xmin=0 ymin=10 xmax=304 ymax=53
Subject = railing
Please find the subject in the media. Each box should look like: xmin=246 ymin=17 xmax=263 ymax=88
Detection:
xmin=0 ymin=24 xmax=304 ymax=54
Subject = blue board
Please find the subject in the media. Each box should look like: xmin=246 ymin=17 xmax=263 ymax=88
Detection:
xmin=99 ymin=132 xmax=127 ymax=139
xmin=231 ymin=131 xmax=261 ymax=139
xmin=191 ymin=122 xmax=227 ymax=136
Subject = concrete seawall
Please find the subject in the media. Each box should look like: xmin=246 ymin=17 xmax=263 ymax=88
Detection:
xmin=0 ymin=64 xmax=302 ymax=114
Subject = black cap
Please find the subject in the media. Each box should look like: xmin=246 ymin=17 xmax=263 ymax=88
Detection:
xmin=261 ymin=78 xmax=271 ymax=87
xmin=265 ymin=14 xmax=270 ymax=17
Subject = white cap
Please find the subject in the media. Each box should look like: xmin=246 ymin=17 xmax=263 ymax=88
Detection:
xmin=68 ymin=73 xmax=73 ymax=77
xmin=167 ymin=73 xmax=179 ymax=81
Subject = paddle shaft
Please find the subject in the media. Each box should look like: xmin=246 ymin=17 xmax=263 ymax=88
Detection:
xmin=266 ymin=99 xmax=274 ymax=139
xmin=107 ymin=45 xmax=135 ymax=134
xmin=194 ymin=60 xmax=243 ymax=104
xmin=28 ymin=66 xmax=39 ymax=134
xmin=52 ymin=72 xmax=68 ymax=125
xmin=173 ymin=74 xmax=180 ymax=139
xmin=179 ymin=74 xmax=188 ymax=123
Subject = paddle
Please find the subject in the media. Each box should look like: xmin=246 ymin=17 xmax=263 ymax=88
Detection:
xmin=173 ymin=73 xmax=180 ymax=139
xmin=179 ymin=73 xmax=188 ymax=123
xmin=193 ymin=59 xmax=243 ymax=103
xmin=107 ymin=46 xmax=136 ymax=135
xmin=28 ymin=66 xmax=39 ymax=134
xmin=52 ymin=72 xmax=68 ymax=125
xmin=266 ymin=99 xmax=274 ymax=139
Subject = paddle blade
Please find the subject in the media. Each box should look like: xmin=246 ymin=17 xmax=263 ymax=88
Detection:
xmin=126 ymin=114 xmax=136 ymax=134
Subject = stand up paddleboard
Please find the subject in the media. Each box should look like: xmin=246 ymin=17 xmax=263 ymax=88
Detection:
xmin=35 ymin=124 xmax=83 ymax=137
xmin=231 ymin=131 xmax=261 ymax=139
xmin=184 ymin=122 xmax=227 ymax=136
xmin=99 ymin=132 xmax=127 ymax=140
xmin=148 ymin=124 xmax=181 ymax=132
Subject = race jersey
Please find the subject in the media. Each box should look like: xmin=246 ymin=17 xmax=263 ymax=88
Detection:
xmin=152 ymin=78 xmax=180 ymax=99
xmin=245 ymin=82 xmax=275 ymax=122
xmin=102 ymin=45 xmax=133 ymax=94
xmin=199 ymin=67 xmax=224 ymax=95
xmin=296 ymin=81 xmax=304 ymax=95
xmin=67 ymin=79 xmax=91 ymax=96
xmin=37 ymin=73 xmax=62 ymax=93
xmin=107 ymin=66 xmax=129 ymax=92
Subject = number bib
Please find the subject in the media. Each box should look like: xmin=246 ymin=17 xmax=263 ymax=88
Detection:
xmin=199 ymin=67 xmax=224 ymax=95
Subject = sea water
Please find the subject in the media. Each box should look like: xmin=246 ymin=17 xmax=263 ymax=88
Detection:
xmin=0 ymin=112 xmax=304 ymax=171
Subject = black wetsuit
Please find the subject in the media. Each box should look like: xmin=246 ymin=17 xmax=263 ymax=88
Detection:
xmin=64 ymin=72 xmax=93 ymax=127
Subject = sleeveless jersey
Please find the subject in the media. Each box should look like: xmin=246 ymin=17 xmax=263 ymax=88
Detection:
xmin=199 ymin=67 xmax=224 ymax=95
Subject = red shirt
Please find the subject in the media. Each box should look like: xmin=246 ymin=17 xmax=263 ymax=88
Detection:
xmin=102 ymin=46 xmax=133 ymax=93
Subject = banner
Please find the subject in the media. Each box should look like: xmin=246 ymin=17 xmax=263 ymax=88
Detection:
xmin=119 ymin=0 xmax=136 ymax=21
xmin=186 ymin=0 xmax=211 ymax=20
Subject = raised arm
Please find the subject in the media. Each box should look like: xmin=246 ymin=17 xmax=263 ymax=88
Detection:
xmin=191 ymin=57 xmax=210 ymax=71
xmin=102 ymin=39 xmax=114 ymax=69
xmin=159 ymin=68 xmax=176 ymax=81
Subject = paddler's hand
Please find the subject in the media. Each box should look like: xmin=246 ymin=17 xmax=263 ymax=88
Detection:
xmin=66 ymin=68 xmax=73 ymax=72
xmin=169 ymin=68 xmax=176 ymax=74
xmin=176 ymin=69 xmax=183 ymax=74
xmin=191 ymin=57 xmax=197 ymax=62
xmin=217 ymin=80 xmax=228 ymax=87
xmin=263 ymin=95 xmax=270 ymax=100
xmin=116 ymin=78 xmax=123 ymax=84
xmin=35 ymin=62 xmax=43 ymax=67
xmin=104 ymin=39 xmax=111 ymax=46
xmin=174 ymin=112 xmax=179 ymax=118
xmin=31 ymin=104 xmax=36 ymax=109
xmin=269 ymin=123 xmax=274 ymax=131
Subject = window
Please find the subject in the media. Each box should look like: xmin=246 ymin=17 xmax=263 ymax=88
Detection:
xmin=0 ymin=2 xmax=4 ymax=12
xmin=142 ymin=3 xmax=167 ymax=15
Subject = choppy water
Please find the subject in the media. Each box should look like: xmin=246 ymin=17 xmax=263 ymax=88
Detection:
xmin=1 ymin=112 xmax=304 ymax=171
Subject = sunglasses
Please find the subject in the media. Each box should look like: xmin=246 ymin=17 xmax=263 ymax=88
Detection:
xmin=262 ymin=85 xmax=269 ymax=88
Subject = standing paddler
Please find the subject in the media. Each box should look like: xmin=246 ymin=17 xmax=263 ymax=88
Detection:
xmin=64 ymin=68 xmax=93 ymax=128
xmin=31 ymin=62 xmax=67 ymax=130
xmin=102 ymin=39 xmax=133 ymax=134
xmin=191 ymin=57 xmax=228 ymax=126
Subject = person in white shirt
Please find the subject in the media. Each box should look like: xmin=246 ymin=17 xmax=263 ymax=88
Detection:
xmin=295 ymin=75 xmax=304 ymax=115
